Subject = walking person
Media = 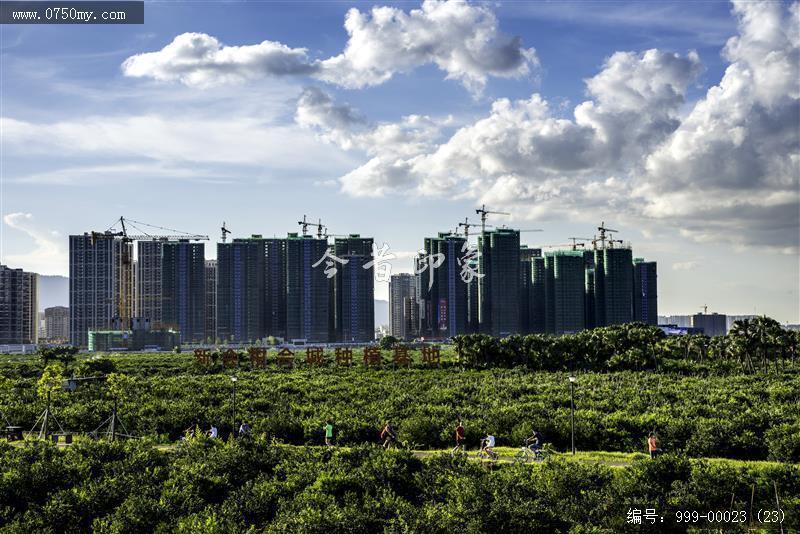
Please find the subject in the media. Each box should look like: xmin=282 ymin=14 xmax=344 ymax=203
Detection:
xmin=648 ymin=432 xmax=661 ymax=458
xmin=324 ymin=420 xmax=334 ymax=447
xmin=380 ymin=421 xmax=397 ymax=449
xmin=451 ymin=419 xmax=466 ymax=456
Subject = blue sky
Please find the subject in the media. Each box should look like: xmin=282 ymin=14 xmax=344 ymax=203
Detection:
xmin=1 ymin=0 xmax=798 ymax=321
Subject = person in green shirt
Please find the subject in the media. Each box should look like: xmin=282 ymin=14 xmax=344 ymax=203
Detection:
xmin=324 ymin=421 xmax=334 ymax=446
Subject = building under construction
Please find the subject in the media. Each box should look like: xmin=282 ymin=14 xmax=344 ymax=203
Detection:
xmin=478 ymin=228 xmax=520 ymax=336
xmin=595 ymin=246 xmax=634 ymax=326
xmin=543 ymin=250 xmax=586 ymax=334
xmin=69 ymin=234 xmax=133 ymax=347
xmin=519 ymin=246 xmax=542 ymax=333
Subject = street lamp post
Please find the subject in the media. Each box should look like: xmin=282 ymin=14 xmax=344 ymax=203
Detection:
xmin=568 ymin=375 xmax=576 ymax=455
xmin=230 ymin=376 xmax=238 ymax=438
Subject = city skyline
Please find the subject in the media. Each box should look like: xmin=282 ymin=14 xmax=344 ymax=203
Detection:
xmin=1 ymin=0 xmax=798 ymax=322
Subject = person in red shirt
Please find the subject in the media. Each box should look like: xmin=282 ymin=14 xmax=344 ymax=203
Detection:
xmin=451 ymin=419 xmax=466 ymax=456
xmin=648 ymin=432 xmax=661 ymax=459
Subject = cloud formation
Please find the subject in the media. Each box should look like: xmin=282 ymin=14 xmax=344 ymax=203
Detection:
xmin=306 ymin=48 xmax=701 ymax=199
xmin=3 ymin=213 xmax=67 ymax=275
xmin=315 ymin=1 xmax=536 ymax=93
xmin=122 ymin=33 xmax=316 ymax=88
xmin=122 ymin=0 xmax=536 ymax=93
xmin=302 ymin=1 xmax=799 ymax=252
xmin=641 ymin=0 xmax=799 ymax=253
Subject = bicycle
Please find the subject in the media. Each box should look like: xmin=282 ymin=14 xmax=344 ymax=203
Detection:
xmin=513 ymin=444 xmax=546 ymax=463
xmin=476 ymin=447 xmax=499 ymax=462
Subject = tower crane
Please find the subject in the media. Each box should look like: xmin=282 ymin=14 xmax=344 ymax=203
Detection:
xmin=313 ymin=219 xmax=326 ymax=239
xmin=457 ymin=217 xmax=492 ymax=239
xmin=89 ymin=217 xmax=209 ymax=325
xmin=298 ymin=215 xmax=311 ymax=236
xmin=568 ymin=237 xmax=594 ymax=251
xmin=475 ymin=204 xmax=510 ymax=234
xmin=596 ymin=221 xmax=618 ymax=250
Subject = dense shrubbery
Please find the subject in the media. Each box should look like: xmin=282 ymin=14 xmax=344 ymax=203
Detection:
xmin=2 ymin=365 xmax=798 ymax=461
xmin=0 ymin=439 xmax=797 ymax=532
xmin=454 ymin=319 xmax=799 ymax=373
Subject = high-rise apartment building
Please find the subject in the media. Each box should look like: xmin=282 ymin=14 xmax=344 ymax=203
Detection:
xmin=390 ymin=273 xmax=417 ymax=340
xmin=0 ymin=265 xmax=38 ymax=345
xmin=466 ymin=261 xmax=479 ymax=334
xmin=418 ymin=232 xmax=468 ymax=339
xmin=204 ymin=260 xmax=217 ymax=342
xmin=44 ymin=306 xmax=69 ymax=342
xmin=69 ymin=234 xmax=133 ymax=347
xmin=264 ymin=238 xmax=287 ymax=340
xmin=285 ymin=233 xmax=330 ymax=342
xmin=632 ymin=258 xmax=658 ymax=325
xmin=332 ymin=235 xmax=374 ymax=342
xmin=216 ymin=237 xmax=266 ymax=343
xmin=135 ymin=240 xmax=163 ymax=327
xmin=594 ymin=246 xmax=633 ymax=326
xmin=161 ymin=241 xmax=206 ymax=343
xmin=519 ymin=246 xmax=541 ymax=333
xmin=530 ymin=256 xmax=547 ymax=333
xmin=478 ymin=228 xmax=520 ymax=336
xmin=543 ymin=251 xmax=586 ymax=334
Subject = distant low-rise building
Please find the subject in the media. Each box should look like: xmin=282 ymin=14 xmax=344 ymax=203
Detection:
xmin=88 ymin=328 xmax=180 ymax=352
xmin=658 ymin=315 xmax=692 ymax=328
xmin=691 ymin=313 xmax=728 ymax=337
xmin=44 ymin=306 xmax=69 ymax=342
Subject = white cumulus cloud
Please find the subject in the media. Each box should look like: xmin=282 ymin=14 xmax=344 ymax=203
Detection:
xmin=122 ymin=32 xmax=317 ymax=88
xmin=316 ymin=0 xmax=537 ymax=93
xmin=3 ymin=213 xmax=67 ymax=275
xmin=302 ymin=1 xmax=798 ymax=253
xmin=121 ymin=1 xmax=536 ymax=94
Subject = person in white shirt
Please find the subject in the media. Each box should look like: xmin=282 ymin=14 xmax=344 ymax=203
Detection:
xmin=480 ymin=433 xmax=495 ymax=455
xmin=208 ymin=425 xmax=218 ymax=439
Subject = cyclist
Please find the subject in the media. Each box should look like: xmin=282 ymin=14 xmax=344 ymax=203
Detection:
xmin=451 ymin=419 xmax=466 ymax=455
xmin=480 ymin=433 xmax=496 ymax=457
xmin=380 ymin=421 xmax=397 ymax=449
xmin=525 ymin=429 xmax=542 ymax=452
xmin=238 ymin=421 xmax=252 ymax=438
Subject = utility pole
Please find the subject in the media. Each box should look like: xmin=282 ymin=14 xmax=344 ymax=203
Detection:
xmin=110 ymin=397 xmax=117 ymax=442
xmin=230 ymin=376 xmax=238 ymax=438
xmin=569 ymin=375 xmax=576 ymax=454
